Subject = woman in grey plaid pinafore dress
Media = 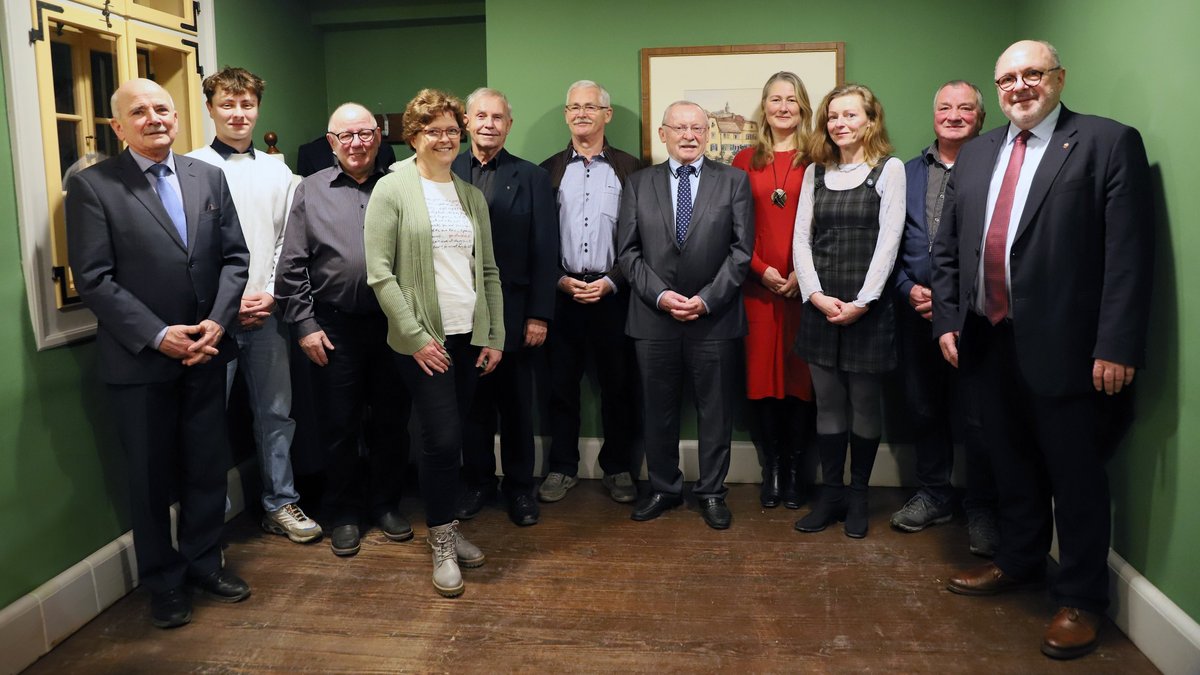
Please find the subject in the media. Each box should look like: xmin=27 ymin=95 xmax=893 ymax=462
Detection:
xmin=794 ymin=162 xmax=896 ymax=373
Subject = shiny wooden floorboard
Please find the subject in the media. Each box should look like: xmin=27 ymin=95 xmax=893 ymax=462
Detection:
xmin=26 ymin=485 xmax=1157 ymax=674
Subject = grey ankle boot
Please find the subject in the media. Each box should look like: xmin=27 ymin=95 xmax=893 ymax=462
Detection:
xmin=428 ymin=522 xmax=464 ymax=597
xmin=453 ymin=521 xmax=485 ymax=568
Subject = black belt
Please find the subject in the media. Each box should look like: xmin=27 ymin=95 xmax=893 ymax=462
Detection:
xmin=565 ymin=272 xmax=605 ymax=283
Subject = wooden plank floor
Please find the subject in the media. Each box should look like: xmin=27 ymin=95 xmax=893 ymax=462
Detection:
xmin=25 ymin=484 xmax=1157 ymax=674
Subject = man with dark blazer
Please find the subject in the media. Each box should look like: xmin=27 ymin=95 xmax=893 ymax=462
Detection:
xmin=932 ymin=41 xmax=1153 ymax=660
xmin=890 ymin=80 xmax=998 ymax=555
xmin=538 ymin=80 xmax=645 ymax=506
xmin=617 ymin=100 xmax=753 ymax=530
xmin=66 ymin=78 xmax=252 ymax=629
xmin=452 ymin=88 xmax=559 ymax=526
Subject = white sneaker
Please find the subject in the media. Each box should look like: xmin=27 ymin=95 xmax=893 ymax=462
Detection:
xmin=428 ymin=522 xmax=464 ymax=597
xmin=262 ymin=503 xmax=322 ymax=544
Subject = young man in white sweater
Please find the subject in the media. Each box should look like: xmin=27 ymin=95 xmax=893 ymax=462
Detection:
xmin=189 ymin=67 xmax=320 ymax=544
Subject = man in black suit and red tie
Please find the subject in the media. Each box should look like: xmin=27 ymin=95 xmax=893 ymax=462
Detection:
xmin=618 ymin=100 xmax=753 ymax=530
xmin=932 ymin=40 xmax=1153 ymax=659
xmin=66 ymin=78 xmax=251 ymax=629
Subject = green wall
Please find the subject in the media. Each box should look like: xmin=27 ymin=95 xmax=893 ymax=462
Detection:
xmin=0 ymin=56 xmax=129 ymax=609
xmin=1035 ymin=0 xmax=1200 ymax=624
xmin=211 ymin=0 xmax=330 ymax=169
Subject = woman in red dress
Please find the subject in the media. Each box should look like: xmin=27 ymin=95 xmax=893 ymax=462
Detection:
xmin=732 ymin=72 xmax=816 ymax=509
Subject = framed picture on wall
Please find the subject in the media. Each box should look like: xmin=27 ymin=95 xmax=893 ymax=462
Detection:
xmin=640 ymin=42 xmax=845 ymax=164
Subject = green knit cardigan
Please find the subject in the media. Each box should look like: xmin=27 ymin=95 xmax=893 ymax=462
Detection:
xmin=364 ymin=160 xmax=505 ymax=356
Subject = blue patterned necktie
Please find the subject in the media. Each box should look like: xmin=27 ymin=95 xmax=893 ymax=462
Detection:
xmin=148 ymin=163 xmax=187 ymax=246
xmin=675 ymin=164 xmax=695 ymax=245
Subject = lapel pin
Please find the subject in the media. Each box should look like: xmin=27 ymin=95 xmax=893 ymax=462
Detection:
xmin=1063 ymin=143 xmax=1070 ymax=149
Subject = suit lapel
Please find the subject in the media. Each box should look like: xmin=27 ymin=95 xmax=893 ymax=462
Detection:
xmin=116 ymin=150 xmax=186 ymax=252
xmin=1014 ymin=109 xmax=1078 ymax=243
xmin=177 ymin=154 xmax=202 ymax=256
xmin=652 ymin=163 xmax=675 ymax=246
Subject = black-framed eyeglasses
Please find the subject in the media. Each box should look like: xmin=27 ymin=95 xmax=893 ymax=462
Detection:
xmin=995 ymin=67 xmax=1062 ymax=91
xmin=565 ymin=104 xmax=610 ymax=115
xmin=327 ymin=128 xmax=379 ymax=144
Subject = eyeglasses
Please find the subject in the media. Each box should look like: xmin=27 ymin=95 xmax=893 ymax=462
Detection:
xmin=995 ymin=67 xmax=1062 ymax=91
xmin=421 ymin=127 xmax=462 ymax=140
xmin=327 ymin=128 xmax=378 ymax=144
xmin=663 ymin=124 xmax=707 ymax=136
xmin=565 ymin=104 xmax=610 ymax=115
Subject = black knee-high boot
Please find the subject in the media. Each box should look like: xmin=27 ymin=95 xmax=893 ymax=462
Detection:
xmin=794 ymin=432 xmax=848 ymax=532
xmin=845 ymin=434 xmax=880 ymax=538
xmin=751 ymin=400 xmax=782 ymax=508
xmin=781 ymin=398 xmax=813 ymax=509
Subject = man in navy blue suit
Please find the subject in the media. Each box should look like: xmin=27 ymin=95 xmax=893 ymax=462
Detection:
xmin=67 ymin=78 xmax=251 ymax=629
xmin=933 ymin=40 xmax=1154 ymax=660
xmin=890 ymin=80 xmax=998 ymax=555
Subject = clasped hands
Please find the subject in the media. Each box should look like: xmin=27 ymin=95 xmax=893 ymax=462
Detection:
xmin=559 ymin=276 xmax=611 ymax=304
xmin=658 ymin=290 xmax=706 ymax=321
xmin=809 ymin=291 xmax=868 ymax=325
xmin=760 ymin=266 xmax=800 ymax=299
xmin=238 ymin=291 xmax=275 ymax=329
xmin=158 ymin=319 xmax=224 ymax=366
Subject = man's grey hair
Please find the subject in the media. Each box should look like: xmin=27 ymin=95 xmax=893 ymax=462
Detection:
xmin=566 ymin=80 xmax=611 ymax=108
xmin=1039 ymin=40 xmax=1062 ymax=68
xmin=466 ymin=87 xmax=512 ymax=118
xmin=661 ymin=100 xmax=708 ymax=125
xmin=327 ymin=102 xmax=374 ymax=130
xmin=933 ymin=80 xmax=986 ymax=114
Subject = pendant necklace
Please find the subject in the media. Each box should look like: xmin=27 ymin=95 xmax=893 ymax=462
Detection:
xmin=770 ymin=153 xmax=793 ymax=208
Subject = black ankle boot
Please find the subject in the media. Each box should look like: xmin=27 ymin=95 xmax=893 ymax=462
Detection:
xmin=759 ymin=449 xmax=781 ymax=508
xmin=794 ymin=432 xmax=848 ymax=532
xmin=844 ymin=434 xmax=880 ymax=539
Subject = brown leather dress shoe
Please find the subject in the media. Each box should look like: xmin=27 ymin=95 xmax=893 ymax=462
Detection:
xmin=946 ymin=562 xmax=1043 ymax=596
xmin=1042 ymin=607 xmax=1101 ymax=659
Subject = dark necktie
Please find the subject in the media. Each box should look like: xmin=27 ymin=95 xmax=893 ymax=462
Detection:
xmin=675 ymin=164 xmax=695 ymax=245
xmin=983 ymin=130 xmax=1031 ymax=324
xmin=148 ymin=163 xmax=187 ymax=246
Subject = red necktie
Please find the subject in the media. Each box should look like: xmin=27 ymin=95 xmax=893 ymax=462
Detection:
xmin=983 ymin=130 xmax=1031 ymax=324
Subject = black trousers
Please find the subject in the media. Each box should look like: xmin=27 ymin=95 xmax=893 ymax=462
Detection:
xmin=895 ymin=300 xmax=996 ymax=510
xmin=109 ymin=365 xmax=229 ymax=595
xmin=395 ymin=334 xmax=480 ymax=527
xmin=311 ymin=305 xmax=410 ymax=527
xmin=960 ymin=312 xmax=1112 ymax=612
xmin=635 ymin=337 xmax=738 ymax=499
xmin=546 ymin=291 xmax=637 ymax=477
xmin=462 ymin=346 xmax=536 ymax=495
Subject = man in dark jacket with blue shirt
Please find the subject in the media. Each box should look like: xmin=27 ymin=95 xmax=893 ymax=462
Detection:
xmin=890 ymin=80 xmax=998 ymax=555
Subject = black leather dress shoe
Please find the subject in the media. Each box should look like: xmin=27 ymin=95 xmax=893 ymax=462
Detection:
xmin=330 ymin=524 xmax=361 ymax=557
xmin=508 ymin=493 xmax=540 ymax=526
xmin=455 ymin=487 xmax=493 ymax=520
xmin=190 ymin=570 xmax=250 ymax=603
xmin=699 ymin=497 xmax=732 ymax=530
xmin=377 ymin=510 xmax=414 ymax=542
xmin=150 ymin=587 xmax=191 ymax=629
xmin=630 ymin=492 xmax=683 ymax=521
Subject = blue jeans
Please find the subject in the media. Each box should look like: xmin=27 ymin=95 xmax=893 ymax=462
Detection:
xmin=228 ymin=312 xmax=300 ymax=512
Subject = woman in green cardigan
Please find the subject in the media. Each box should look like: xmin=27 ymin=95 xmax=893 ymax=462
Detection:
xmin=364 ymin=89 xmax=505 ymax=598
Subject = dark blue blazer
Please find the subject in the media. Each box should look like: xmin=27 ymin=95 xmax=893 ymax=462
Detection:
xmin=452 ymin=147 xmax=559 ymax=353
xmin=895 ymin=150 xmax=934 ymax=300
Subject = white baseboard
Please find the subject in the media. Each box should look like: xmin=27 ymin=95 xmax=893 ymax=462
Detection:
xmin=0 ymin=462 xmax=250 ymax=675
xmin=3 ymin=445 xmax=1197 ymax=674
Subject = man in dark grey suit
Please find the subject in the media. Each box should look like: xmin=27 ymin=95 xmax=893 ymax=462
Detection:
xmin=617 ymin=101 xmax=753 ymax=530
xmin=66 ymin=78 xmax=251 ymax=629
xmin=932 ymin=41 xmax=1153 ymax=659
